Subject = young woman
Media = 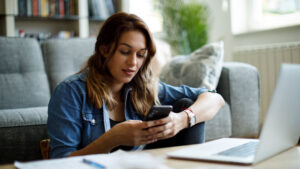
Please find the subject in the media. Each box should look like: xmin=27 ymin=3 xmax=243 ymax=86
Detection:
xmin=47 ymin=12 xmax=225 ymax=158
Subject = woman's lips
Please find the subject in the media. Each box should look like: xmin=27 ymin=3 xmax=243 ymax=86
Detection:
xmin=123 ymin=69 xmax=135 ymax=76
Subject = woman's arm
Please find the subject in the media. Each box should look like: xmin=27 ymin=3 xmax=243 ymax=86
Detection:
xmin=70 ymin=92 xmax=224 ymax=156
xmin=69 ymin=129 xmax=117 ymax=156
xmin=146 ymin=92 xmax=225 ymax=140
xmin=189 ymin=92 xmax=225 ymax=124
xmin=69 ymin=120 xmax=158 ymax=156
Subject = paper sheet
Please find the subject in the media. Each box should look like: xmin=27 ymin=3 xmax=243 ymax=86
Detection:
xmin=14 ymin=150 xmax=171 ymax=169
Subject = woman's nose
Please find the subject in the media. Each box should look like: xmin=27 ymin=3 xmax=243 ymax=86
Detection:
xmin=127 ymin=54 xmax=137 ymax=66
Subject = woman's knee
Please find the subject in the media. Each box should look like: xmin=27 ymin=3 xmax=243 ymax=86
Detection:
xmin=172 ymin=98 xmax=194 ymax=113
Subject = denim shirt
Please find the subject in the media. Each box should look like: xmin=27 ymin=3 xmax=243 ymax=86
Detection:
xmin=47 ymin=71 xmax=208 ymax=158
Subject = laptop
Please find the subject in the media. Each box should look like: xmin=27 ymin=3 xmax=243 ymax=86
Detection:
xmin=168 ymin=64 xmax=300 ymax=165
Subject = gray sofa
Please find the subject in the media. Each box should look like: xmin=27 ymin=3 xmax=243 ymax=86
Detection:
xmin=0 ymin=37 xmax=260 ymax=164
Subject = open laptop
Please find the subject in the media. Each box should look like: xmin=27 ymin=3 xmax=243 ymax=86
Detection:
xmin=168 ymin=64 xmax=300 ymax=165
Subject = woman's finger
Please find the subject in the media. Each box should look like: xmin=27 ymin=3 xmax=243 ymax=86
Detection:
xmin=156 ymin=128 xmax=174 ymax=140
xmin=144 ymin=116 xmax=172 ymax=128
xmin=148 ymin=122 xmax=173 ymax=134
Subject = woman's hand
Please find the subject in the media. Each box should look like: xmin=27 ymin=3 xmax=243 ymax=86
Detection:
xmin=108 ymin=112 xmax=188 ymax=147
xmin=109 ymin=120 xmax=158 ymax=146
xmin=70 ymin=119 xmax=160 ymax=156
xmin=145 ymin=112 xmax=188 ymax=140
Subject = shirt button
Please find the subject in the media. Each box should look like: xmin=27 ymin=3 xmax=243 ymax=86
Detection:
xmin=91 ymin=118 xmax=96 ymax=125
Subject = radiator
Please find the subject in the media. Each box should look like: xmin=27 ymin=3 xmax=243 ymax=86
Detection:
xmin=233 ymin=42 xmax=300 ymax=125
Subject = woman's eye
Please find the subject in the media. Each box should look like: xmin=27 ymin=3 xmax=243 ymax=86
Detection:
xmin=120 ymin=51 xmax=130 ymax=55
xmin=137 ymin=53 xmax=146 ymax=58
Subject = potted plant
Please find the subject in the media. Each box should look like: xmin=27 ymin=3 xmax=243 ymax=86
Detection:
xmin=156 ymin=0 xmax=208 ymax=55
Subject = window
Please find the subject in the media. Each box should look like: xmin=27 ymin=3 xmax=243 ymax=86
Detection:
xmin=230 ymin=0 xmax=300 ymax=34
xmin=128 ymin=0 xmax=163 ymax=33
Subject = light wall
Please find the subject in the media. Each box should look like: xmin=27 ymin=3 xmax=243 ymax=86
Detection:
xmin=202 ymin=0 xmax=300 ymax=60
xmin=200 ymin=0 xmax=233 ymax=61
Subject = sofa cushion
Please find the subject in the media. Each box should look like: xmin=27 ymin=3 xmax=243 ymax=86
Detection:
xmin=0 ymin=106 xmax=48 ymax=127
xmin=42 ymin=38 xmax=96 ymax=93
xmin=0 ymin=37 xmax=50 ymax=109
xmin=0 ymin=106 xmax=48 ymax=164
xmin=159 ymin=41 xmax=224 ymax=90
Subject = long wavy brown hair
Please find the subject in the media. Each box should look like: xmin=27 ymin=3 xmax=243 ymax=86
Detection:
xmin=81 ymin=12 xmax=158 ymax=116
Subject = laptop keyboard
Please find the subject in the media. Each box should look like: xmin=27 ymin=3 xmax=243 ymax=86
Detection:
xmin=216 ymin=141 xmax=258 ymax=157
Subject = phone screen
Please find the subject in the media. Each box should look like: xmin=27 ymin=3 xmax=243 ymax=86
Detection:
xmin=145 ymin=105 xmax=173 ymax=121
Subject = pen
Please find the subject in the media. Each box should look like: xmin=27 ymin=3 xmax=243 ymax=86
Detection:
xmin=82 ymin=158 xmax=105 ymax=169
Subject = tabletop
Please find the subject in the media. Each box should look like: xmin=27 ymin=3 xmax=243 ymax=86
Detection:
xmin=0 ymin=144 xmax=299 ymax=169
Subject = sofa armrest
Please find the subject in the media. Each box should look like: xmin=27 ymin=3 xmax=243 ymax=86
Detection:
xmin=217 ymin=62 xmax=260 ymax=138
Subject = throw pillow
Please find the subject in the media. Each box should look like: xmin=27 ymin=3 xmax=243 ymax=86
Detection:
xmin=150 ymin=38 xmax=172 ymax=78
xmin=159 ymin=41 xmax=224 ymax=90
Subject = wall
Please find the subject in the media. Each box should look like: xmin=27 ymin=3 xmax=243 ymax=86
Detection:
xmin=200 ymin=0 xmax=233 ymax=61
xmin=233 ymin=24 xmax=300 ymax=47
xmin=202 ymin=0 xmax=300 ymax=60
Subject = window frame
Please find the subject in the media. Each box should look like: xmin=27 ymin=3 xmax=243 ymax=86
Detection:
xmin=230 ymin=0 xmax=300 ymax=35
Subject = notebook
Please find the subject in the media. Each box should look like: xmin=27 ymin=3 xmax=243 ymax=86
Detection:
xmin=168 ymin=64 xmax=300 ymax=165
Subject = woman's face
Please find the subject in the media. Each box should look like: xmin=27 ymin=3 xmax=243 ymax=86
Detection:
xmin=107 ymin=30 xmax=147 ymax=87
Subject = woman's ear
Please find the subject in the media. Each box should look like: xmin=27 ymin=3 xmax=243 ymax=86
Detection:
xmin=99 ymin=46 xmax=108 ymax=57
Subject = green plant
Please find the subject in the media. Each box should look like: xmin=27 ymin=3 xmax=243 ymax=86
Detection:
xmin=156 ymin=0 xmax=208 ymax=55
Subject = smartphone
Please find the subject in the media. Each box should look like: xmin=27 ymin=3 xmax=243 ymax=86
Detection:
xmin=145 ymin=105 xmax=173 ymax=121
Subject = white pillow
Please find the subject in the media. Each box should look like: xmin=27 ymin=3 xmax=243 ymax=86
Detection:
xmin=159 ymin=41 xmax=224 ymax=90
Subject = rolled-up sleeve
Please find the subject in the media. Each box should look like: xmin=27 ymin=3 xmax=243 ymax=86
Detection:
xmin=158 ymin=82 xmax=208 ymax=105
xmin=47 ymin=82 xmax=83 ymax=158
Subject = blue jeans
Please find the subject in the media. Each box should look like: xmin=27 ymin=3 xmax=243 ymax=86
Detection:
xmin=145 ymin=98 xmax=205 ymax=149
